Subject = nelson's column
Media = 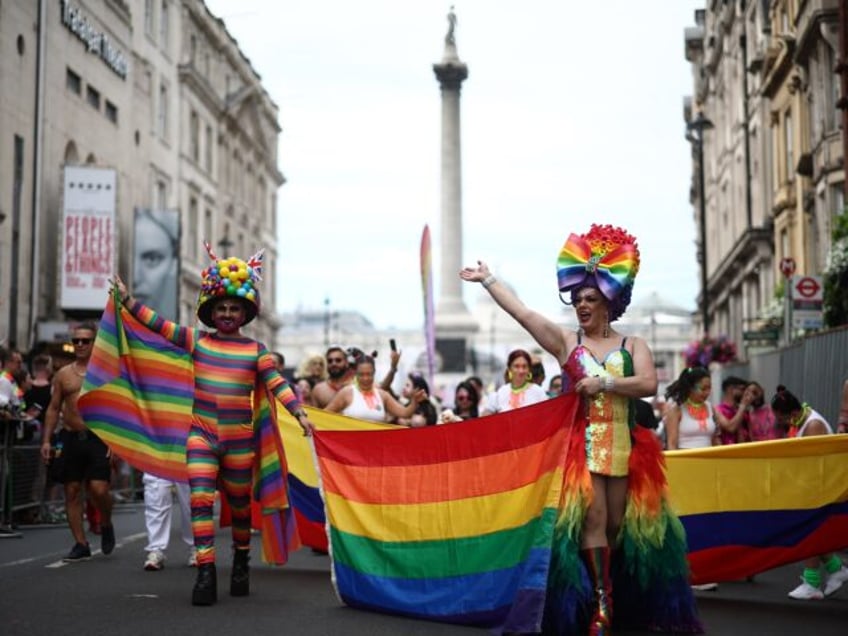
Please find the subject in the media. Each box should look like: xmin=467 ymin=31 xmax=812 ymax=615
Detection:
xmin=432 ymin=7 xmax=478 ymax=374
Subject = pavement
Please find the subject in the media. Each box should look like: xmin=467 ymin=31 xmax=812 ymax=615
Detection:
xmin=0 ymin=502 xmax=846 ymax=635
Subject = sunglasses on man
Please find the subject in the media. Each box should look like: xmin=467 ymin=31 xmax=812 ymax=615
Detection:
xmin=72 ymin=338 xmax=93 ymax=345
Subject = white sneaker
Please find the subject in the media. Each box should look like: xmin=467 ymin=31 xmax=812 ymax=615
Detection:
xmin=788 ymin=579 xmax=824 ymax=600
xmin=824 ymin=565 xmax=848 ymax=596
xmin=187 ymin=546 xmax=198 ymax=568
xmin=143 ymin=550 xmax=165 ymax=571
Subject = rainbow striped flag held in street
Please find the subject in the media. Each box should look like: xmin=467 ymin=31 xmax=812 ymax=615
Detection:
xmin=275 ymin=407 xmax=395 ymax=552
xmin=80 ymin=292 xmax=302 ymax=565
xmin=666 ymin=435 xmax=848 ymax=584
xmin=312 ymin=396 xmax=577 ymax=633
xmin=80 ymin=292 xmax=194 ymax=482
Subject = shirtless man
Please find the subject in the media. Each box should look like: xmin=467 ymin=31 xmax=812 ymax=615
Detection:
xmin=41 ymin=323 xmax=115 ymax=562
xmin=311 ymin=346 xmax=353 ymax=409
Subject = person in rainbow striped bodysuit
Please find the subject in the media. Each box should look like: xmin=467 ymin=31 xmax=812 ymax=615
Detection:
xmin=114 ymin=244 xmax=313 ymax=606
xmin=461 ymin=224 xmax=701 ymax=635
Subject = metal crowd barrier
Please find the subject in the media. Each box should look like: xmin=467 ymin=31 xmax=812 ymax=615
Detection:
xmin=0 ymin=425 xmax=143 ymax=533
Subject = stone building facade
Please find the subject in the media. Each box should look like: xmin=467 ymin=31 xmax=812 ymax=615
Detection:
xmin=684 ymin=0 xmax=845 ymax=352
xmin=0 ymin=0 xmax=284 ymax=351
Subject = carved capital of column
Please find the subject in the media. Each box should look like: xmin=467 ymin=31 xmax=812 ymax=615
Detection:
xmin=433 ymin=62 xmax=469 ymax=91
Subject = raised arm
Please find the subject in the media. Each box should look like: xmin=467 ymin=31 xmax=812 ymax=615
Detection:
xmin=379 ymin=349 xmax=401 ymax=391
xmin=112 ymin=274 xmax=196 ymax=351
xmin=460 ymin=260 xmax=570 ymax=363
xmin=713 ymin=390 xmax=753 ymax=433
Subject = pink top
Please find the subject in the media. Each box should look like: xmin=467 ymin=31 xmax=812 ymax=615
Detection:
xmin=747 ymin=406 xmax=781 ymax=441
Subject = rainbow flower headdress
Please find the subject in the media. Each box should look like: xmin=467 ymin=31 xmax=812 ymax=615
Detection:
xmin=556 ymin=224 xmax=640 ymax=322
xmin=197 ymin=240 xmax=264 ymax=327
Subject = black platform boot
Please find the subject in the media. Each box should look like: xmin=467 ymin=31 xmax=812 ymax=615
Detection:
xmin=192 ymin=563 xmax=217 ymax=606
xmin=231 ymin=549 xmax=250 ymax=597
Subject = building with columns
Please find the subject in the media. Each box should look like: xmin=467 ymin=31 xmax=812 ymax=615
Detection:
xmin=683 ymin=0 xmax=845 ymax=353
xmin=0 ymin=0 xmax=284 ymax=352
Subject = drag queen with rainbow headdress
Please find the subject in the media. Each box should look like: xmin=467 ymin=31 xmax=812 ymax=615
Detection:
xmin=461 ymin=224 xmax=701 ymax=635
xmin=112 ymin=243 xmax=314 ymax=606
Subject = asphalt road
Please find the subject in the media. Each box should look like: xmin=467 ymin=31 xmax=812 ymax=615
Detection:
xmin=1 ymin=503 xmax=846 ymax=635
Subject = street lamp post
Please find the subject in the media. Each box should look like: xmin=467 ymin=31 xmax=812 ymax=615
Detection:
xmin=323 ymin=296 xmax=331 ymax=348
xmin=217 ymin=233 xmax=234 ymax=254
xmin=687 ymin=112 xmax=714 ymax=336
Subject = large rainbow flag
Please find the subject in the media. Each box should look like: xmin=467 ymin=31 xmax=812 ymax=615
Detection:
xmin=297 ymin=401 xmax=848 ymax=631
xmin=80 ymin=293 xmax=193 ymax=482
xmin=79 ymin=293 xmax=300 ymax=564
xmin=666 ymin=435 xmax=848 ymax=585
xmin=311 ymin=397 xmax=576 ymax=633
xmin=275 ymin=407 xmax=394 ymax=552
xmin=78 ymin=296 xmax=848 ymax=624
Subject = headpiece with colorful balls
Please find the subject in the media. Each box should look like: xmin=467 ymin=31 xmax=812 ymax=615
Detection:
xmin=197 ymin=240 xmax=264 ymax=327
xmin=556 ymin=224 xmax=640 ymax=322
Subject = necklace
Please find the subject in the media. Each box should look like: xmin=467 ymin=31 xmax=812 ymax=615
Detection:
xmin=71 ymin=362 xmax=87 ymax=378
xmin=685 ymin=398 xmax=709 ymax=432
xmin=788 ymin=404 xmax=810 ymax=436
xmin=354 ymin=379 xmax=380 ymax=411
xmin=508 ymin=381 xmax=530 ymax=410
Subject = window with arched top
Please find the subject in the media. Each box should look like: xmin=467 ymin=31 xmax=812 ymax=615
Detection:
xmin=85 ymin=153 xmax=97 ymax=166
xmin=64 ymin=140 xmax=79 ymax=165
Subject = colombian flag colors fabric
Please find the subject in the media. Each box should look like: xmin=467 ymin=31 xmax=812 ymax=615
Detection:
xmin=311 ymin=397 xmax=578 ymax=633
xmin=275 ymin=407 xmax=394 ymax=552
xmin=666 ymin=435 xmax=848 ymax=585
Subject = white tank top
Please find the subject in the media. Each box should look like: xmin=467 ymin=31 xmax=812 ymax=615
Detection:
xmin=795 ymin=407 xmax=833 ymax=436
xmin=676 ymin=401 xmax=716 ymax=449
xmin=343 ymin=384 xmax=386 ymax=422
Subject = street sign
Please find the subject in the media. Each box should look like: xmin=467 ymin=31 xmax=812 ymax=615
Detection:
xmin=791 ymin=275 xmax=823 ymax=330
xmin=743 ymin=328 xmax=780 ymax=342
xmin=780 ymin=257 xmax=796 ymax=278
xmin=792 ymin=275 xmax=822 ymax=301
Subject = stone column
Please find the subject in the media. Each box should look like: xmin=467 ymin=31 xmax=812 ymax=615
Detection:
xmin=432 ymin=14 xmax=476 ymax=327
xmin=431 ymin=9 xmax=477 ymax=373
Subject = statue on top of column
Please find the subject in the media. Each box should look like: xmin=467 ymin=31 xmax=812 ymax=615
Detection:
xmin=445 ymin=6 xmax=457 ymax=45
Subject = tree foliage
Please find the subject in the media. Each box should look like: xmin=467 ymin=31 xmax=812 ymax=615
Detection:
xmin=824 ymin=208 xmax=848 ymax=327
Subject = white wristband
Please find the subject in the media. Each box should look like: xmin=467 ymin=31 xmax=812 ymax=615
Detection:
xmin=481 ymin=275 xmax=497 ymax=289
xmin=603 ymin=376 xmax=614 ymax=392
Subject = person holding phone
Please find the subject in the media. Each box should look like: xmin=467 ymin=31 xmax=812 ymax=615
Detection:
xmin=325 ymin=354 xmax=425 ymax=424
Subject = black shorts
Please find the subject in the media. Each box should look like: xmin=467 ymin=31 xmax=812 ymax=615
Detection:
xmin=62 ymin=430 xmax=112 ymax=483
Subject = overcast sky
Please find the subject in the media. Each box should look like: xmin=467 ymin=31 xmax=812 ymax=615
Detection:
xmin=205 ymin=0 xmax=703 ymax=330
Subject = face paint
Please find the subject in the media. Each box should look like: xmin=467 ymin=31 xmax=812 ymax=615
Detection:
xmin=211 ymin=299 xmax=246 ymax=334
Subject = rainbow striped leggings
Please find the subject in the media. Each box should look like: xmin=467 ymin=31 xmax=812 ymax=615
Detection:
xmin=186 ymin=422 xmax=254 ymax=565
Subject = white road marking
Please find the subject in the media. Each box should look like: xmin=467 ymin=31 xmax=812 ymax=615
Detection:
xmin=40 ymin=531 xmax=148 ymax=568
